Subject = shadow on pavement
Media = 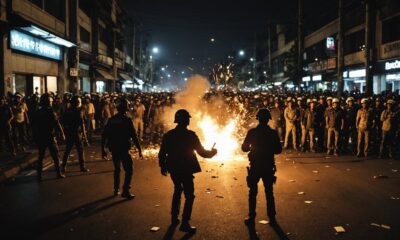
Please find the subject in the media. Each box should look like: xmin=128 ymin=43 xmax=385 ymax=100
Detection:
xmin=9 ymin=195 xmax=127 ymax=238
xmin=245 ymin=223 xmax=259 ymax=240
xmin=270 ymin=221 xmax=290 ymax=240
xmin=162 ymin=224 xmax=196 ymax=240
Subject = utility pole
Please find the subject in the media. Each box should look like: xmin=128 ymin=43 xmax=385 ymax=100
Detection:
xmin=337 ymin=0 xmax=344 ymax=96
xmin=364 ymin=0 xmax=374 ymax=96
xmin=132 ymin=23 xmax=136 ymax=81
xmin=253 ymin=32 xmax=257 ymax=87
xmin=268 ymin=22 xmax=272 ymax=82
xmin=297 ymin=0 xmax=303 ymax=88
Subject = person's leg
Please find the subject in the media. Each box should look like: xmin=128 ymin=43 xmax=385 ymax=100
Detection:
xmin=74 ymin=135 xmax=87 ymax=171
xmin=170 ymin=174 xmax=183 ymax=223
xmin=61 ymin=136 xmax=74 ymax=171
xmin=357 ymin=129 xmax=363 ymax=156
xmin=111 ymin=152 xmax=121 ymax=193
xmin=301 ymin=127 xmax=307 ymax=150
xmin=121 ymin=153 xmax=133 ymax=194
xmin=327 ymin=128 xmax=333 ymax=153
xmin=284 ymin=125 xmax=291 ymax=148
xmin=292 ymin=125 xmax=297 ymax=150
xmin=48 ymin=138 xmax=62 ymax=176
xmin=262 ymin=175 xmax=276 ymax=220
xmin=181 ymin=175 xmax=195 ymax=224
xmin=334 ymin=129 xmax=339 ymax=154
xmin=309 ymin=130 xmax=315 ymax=152
xmin=37 ymin=144 xmax=46 ymax=181
xmin=364 ymin=130 xmax=370 ymax=157
xmin=380 ymin=131 xmax=387 ymax=157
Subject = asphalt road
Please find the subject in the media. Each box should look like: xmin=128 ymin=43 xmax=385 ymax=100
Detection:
xmin=0 ymin=143 xmax=399 ymax=240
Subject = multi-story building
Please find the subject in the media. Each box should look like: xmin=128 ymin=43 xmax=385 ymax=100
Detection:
xmin=267 ymin=0 xmax=400 ymax=94
xmin=0 ymin=0 xmax=133 ymax=96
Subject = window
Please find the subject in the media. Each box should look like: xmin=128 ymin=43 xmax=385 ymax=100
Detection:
xmin=80 ymin=27 xmax=90 ymax=44
xmin=30 ymin=0 xmax=43 ymax=8
xmin=344 ymin=30 xmax=365 ymax=55
xmin=44 ymin=0 xmax=65 ymax=22
xmin=79 ymin=0 xmax=92 ymax=17
xmin=382 ymin=15 xmax=400 ymax=44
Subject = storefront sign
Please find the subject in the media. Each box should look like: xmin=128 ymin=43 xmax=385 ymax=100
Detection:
xmin=69 ymin=68 xmax=79 ymax=77
xmin=9 ymin=30 xmax=62 ymax=61
xmin=326 ymin=37 xmax=335 ymax=50
xmin=385 ymin=60 xmax=400 ymax=71
xmin=381 ymin=40 xmax=400 ymax=59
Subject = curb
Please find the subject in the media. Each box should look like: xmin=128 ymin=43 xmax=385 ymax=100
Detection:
xmin=0 ymin=152 xmax=38 ymax=183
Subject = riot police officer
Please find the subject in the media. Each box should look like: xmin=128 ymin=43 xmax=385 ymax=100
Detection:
xmin=61 ymin=96 xmax=89 ymax=173
xmin=32 ymin=93 xmax=65 ymax=181
xmin=102 ymin=98 xmax=143 ymax=199
xmin=242 ymin=108 xmax=282 ymax=226
xmin=158 ymin=109 xmax=217 ymax=233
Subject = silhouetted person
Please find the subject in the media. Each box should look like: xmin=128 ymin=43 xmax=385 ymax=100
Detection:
xmin=158 ymin=109 xmax=217 ymax=234
xmin=32 ymin=94 xmax=65 ymax=181
xmin=61 ymin=96 xmax=89 ymax=173
xmin=242 ymin=108 xmax=282 ymax=226
xmin=102 ymin=98 xmax=143 ymax=199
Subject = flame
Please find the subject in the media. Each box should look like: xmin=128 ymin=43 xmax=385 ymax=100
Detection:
xmin=197 ymin=114 xmax=244 ymax=161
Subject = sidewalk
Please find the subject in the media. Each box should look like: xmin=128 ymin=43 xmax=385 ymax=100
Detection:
xmin=0 ymin=150 xmax=38 ymax=183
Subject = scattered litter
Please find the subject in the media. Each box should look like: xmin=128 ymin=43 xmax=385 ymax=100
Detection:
xmin=69 ymin=154 xmax=75 ymax=157
xmin=390 ymin=196 xmax=400 ymax=200
xmin=150 ymin=226 xmax=160 ymax=232
xmin=155 ymin=204 xmax=160 ymax=207
xmin=211 ymin=176 xmax=219 ymax=179
xmin=297 ymin=192 xmax=305 ymax=195
xmin=259 ymin=220 xmax=269 ymax=225
xmin=289 ymin=180 xmax=296 ymax=183
xmin=325 ymin=156 xmax=331 ymax=159
xmin=304 ymin=201 xmax=313 ymax=204
xmin=312 ymin=170 xmax=319 ymax=173
xmin=90 ymin=155 xmax=94 ymax=158
xmin=392 ymin=169 xmax=398 ymax=173
xmin=370 ymin=223 xmax=391 ymax=230
xmin=324 ymin=165 xmax=330 ymax=168
xmin=220 ymin=163 xmax=224 ymax=167
xmin=346 ymin=168 xmax=351 ymax=171
xmin=285 ymin=158 xmax=291 ymax=161
xmin=314 ymin=179 xmax=320 ymax=182
xmin=233 ymin=177 xmax=238 ymax=181
xmin=334 ymin=226 xmax=346 ymax=233
xmin=216 ymin=195 xmax=224 ymax=199
xmin=373 ymin=175 xmax=389 ymax=179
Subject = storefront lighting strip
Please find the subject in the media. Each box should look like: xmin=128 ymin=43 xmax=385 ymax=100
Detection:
xmin=312 ymin=75 xmax=322 ymax=81
xmin=21 ymin=25 xmax=76 ymax=48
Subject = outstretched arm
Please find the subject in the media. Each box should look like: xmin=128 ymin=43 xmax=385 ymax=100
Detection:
xmin=194 ymin=134 xmax=217 ymax=158
xmin=241 ymin=131 xmax=251 ymax=152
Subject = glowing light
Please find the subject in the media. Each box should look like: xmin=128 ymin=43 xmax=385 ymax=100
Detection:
xmin=239 ymin=50 xmax=245 ymax=56
xmin=197 ymin=114 xmax=243 ymax=161
xmin=152 ymin=47 xmax=159 ymax=54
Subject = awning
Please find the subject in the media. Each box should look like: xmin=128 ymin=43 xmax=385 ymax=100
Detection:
xmin=118 ymin=72 xmax=132 ymax=81
xmin=95 ymin=68 xmax=115 ymax=80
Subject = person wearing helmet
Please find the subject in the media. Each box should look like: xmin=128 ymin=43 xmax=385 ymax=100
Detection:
xmin=11 ymin=92 xmax=29 ymax=152
xmin=242 ymin=108 xmax=282 ymax=227
xmin=379 ymin=100 xmax=397 ymax=158
xmin=269 ymin=100 xmax=283 ymax=142
xmin=31 ymin=93 xmax=66 ymax=181
xmin=301 ymin=99 xmax=318 ymax=152
xmin=158 ymin=109 xmax=217 ymax=233
xmin=342 ymin=97 xmax=358 ymax=153
xmin=326 ymin=98 xmax=344 ymax=156
xmin=315 ymin=96 xmax=327 ymax=152
xmin=133 ymin=98 xmax=146 ymax=140
xmin=102 ymin=98 xmax=143 ymax=199
xmin=372 ymin=98 xmax=384 ymax=155
xmin=61 ymin=96 xmax=89 ymax=173
xmin=82 ymin=95 xmax=95 ymax=143
xmin=356 ymin=98 xmax=375 ymax=157
xmin=283 ymin=98 xmax=298 ymax=150
xmin=0 ymin=96 xmax=16 ymax=156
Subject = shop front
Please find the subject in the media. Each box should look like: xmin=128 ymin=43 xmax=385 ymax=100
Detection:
xmin=94 ymin=67 xmax=115 ymax=93
xmin=3 ymin=27 xmax=74 ymax=96
xmin=375 ymin=58 xmax=400 ymax=93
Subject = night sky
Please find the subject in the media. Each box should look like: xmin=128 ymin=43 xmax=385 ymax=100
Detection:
xmin=122 ymin=0 xmax=339 ymax=73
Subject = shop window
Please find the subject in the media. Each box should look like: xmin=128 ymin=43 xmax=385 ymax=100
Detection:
xmin=344 ymin=30 xmax=365 ymax=55
xmin=382 ymin=15 xmax=400 ymax=44
xmin=46 ymin=76 xmax=57 ymax=93
xmin=44 ymin=0 xmax=65 ymax=22
xmin=13 ymin=74 xmax=27 ymax=94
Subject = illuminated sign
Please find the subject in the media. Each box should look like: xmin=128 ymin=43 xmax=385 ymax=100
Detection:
xmin=9 ymin=30 xmax=62 ymax=61
xmin=326 ymin=37 xmax=335 ymax=50
xmin=385 ymin=60 xmax=400 ymax=71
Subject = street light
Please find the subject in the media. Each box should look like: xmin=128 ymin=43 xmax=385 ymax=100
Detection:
xmin=152 ymin=47 xmax=159 ymax=54
xmin=210 ymin=38 xmax=215 ymax=42
xmin=161 ymin=67 xmax=165 ymax=71
xmin=250 ymin=58 xmax=254 ymax=62
xmin=239 ymin=50 xmax=245 ymax=56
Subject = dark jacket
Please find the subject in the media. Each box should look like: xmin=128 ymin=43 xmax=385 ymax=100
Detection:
xmin=158 ymin=126 xmax=214 ymax=175
xmin=32 ymin=107 xmax=60 ymax=144
xmin=242 ymin=124 xmax=282 ymax=172
xmin=103 ymin=113 xmax=140 ymax=152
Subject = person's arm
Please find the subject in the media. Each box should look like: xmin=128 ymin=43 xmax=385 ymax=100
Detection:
xmin=380 ymin=111 xmax=386 ymax=123
xmin=101 ymin=123 xmax=109 ymax=159
xmin=241 ymin=130 xmax=251 ymax=152
xmin=158 ymin=135 xmax=168 ymax=176
xmin=7 ymin=107 xmax=13 ymax=126
xmin=273 ymin=130 xmax=282 ymax=154
xmin=24 ymin=104 xmax=30 ymax=125
xmin=54 ymin=112 xmax=65 ymax=141
xmin=356 ymin=110 xmax=360 ymax=129
xmin=194 ymin=134 xmax=217 ymax=158
xmin=130 ymin=120 xmax=143 ymax=158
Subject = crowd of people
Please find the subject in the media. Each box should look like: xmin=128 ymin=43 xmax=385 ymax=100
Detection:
xmin=1 ymin=89 xmax=400 ymax=161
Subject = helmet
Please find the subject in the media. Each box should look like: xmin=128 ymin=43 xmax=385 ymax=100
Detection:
xmin=70 ymin=96 xmax=82 ymax=107
xmin=327 ymin=97 xmax=333 ymax=101
xmin=387 ymin=99 xmax=395 ymax=105
xmin=286 ymin=97 xmax=292 ymax=102
xmin=361 ymin=98 xmax=369 ymax=104
xmin=332 ymin=98 xmax=339 ymax=103
xmin=346 ymin=97 xmax=354 ymax=104
xmin=117 ymin=98 xmax=130 ymax=112
xmin=256 ymin=108 xmax=272 ymax=120
xmin=297 ymin=97 xmax=303 ymax=101
xmin=174 ymin=109 xmax=191 ymax=123
xmin=306 ymin=99 xmax=311 ymax=104
xmin=39 ymin=93 xmax=53 ymax=107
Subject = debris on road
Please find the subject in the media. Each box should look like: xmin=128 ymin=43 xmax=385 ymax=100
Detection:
xmin=312 ymin=170 xmax=319 ymax=173
xmin=373 ymin=175 xmax=389 ymax=179
xmin=233 ymin=177 xmax=238 ymax=180
xmin=346 ymin=168 xmax=351 ymax=171
xmin=259 ymin=220 xmax=269 ymax=225
xmin=390 ymin=196 xmax=400 ymax=200
xmin=370 ymin=223 xmax=391 ymax=230
xmin=334 ymin=226 xmax=346 ymax=233
xmin=211 ymin=175 xmax=219 ymax=179
xmin=216 ymin=195 xmax=224 ymax=199
xmin=304 ymin=200 xmax=313 ymax=204
xmin=289 ymin=179 xmax=295 ymax=182
xmin=391 ymin=169 xmax=398 ymax=173
xmin=155 ymin=204 xmax=160 ymax=207
xmin=150 ymin=226 xmax=160 ymax=232
xmin=324 ymin=165 xmax=330 ymax=168
xmin=297 ymin=192 xmax=305 ymax=195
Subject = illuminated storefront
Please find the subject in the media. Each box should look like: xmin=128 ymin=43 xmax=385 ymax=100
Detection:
xmin=376 ymin=58 xmax=400 ymax=93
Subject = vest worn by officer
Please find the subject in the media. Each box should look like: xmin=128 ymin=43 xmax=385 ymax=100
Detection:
xmin=159 ymin=126 xmax=214 ymax=175
xmin=242 ymin=124 xmax=282 ymax=171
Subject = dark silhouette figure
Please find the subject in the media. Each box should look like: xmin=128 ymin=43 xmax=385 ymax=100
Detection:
xmin=242 ymin=108 xmax=282 ymax=226
xmin=102 ymin=98 xmax=143 ymax=199
xmin=61 ymin=96 xmax=89 ymax=173
xmin=31 ymin=93 xmax=65 ymax=181
xmin=159 ymin=109 xmax=217 ymax=234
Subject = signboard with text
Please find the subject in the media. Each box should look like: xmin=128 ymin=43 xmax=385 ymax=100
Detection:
xmin=9 ymin=30 xmax=62 ymax=61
